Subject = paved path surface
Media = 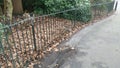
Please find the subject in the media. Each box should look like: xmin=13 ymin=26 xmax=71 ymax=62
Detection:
xmin=61 ymin=1 xmax=120 ymax=68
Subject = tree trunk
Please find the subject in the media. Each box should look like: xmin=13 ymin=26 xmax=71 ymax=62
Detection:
xmin=0 ymin=6 xmax=3 ymax=15
xmin=12 ymin=0 xmax=23 ymax=14
xmin=4 ymin=0 xmax=13 ymax=21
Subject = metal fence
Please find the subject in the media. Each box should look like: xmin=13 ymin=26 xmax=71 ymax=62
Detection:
xmin=0 ymin=1 xmax=116 ymax=68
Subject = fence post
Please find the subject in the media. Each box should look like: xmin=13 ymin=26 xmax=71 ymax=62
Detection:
xmin=4 ymin=27 xmax=16 ymax=68
xmin=31 ymin=17 xmax=37 ymax=51
xmin=0 ymin=40 xmax=8 ymax=67
xmin=115 ymin=1 xmax=118 ymax=11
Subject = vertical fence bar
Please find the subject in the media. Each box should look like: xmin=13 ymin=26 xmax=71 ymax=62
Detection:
xmin=4 ymin=28 xmax=16 ymax=68
xmin=49 ymin=16 xmax=52 ymax=46
xmin=51 ymin=16 xmax=53 ymax=45
xmin=45 ymin=16 xmax=49 ymax=48
xmin=54 ymin=16 xmax=56 ymax=41
xmin=115 ymin=1 xmax=118 ymax=11
xmin=31 ymin=18 xmax=37 ymax=51
xmin=0 ymin=40 xmax=8 ymax=67
xmin=21 ymin=28 xmax=27 ymax=53
xmin=46 ymin=12 xmax=50 ymax=49
xmin=15 ymin=25 xmax=24 ymax=67
xmin=39 ymin=17 xmax=42 ymax=52
xmin=91 ymin=6 xmax=94 ymax=23
xmin=10 ymin=26 xmax=21 ymax=67
xmin=42 ymin=17 xmax=46 ymax=51
xmin=25 ymin=29 xmax=31 ymax=54
xmin=36 ymin=18 xmax=40 ymax=50
xmin=48 ymin=16 xmax=50 ymax=45
xmin=73 ymin=9 xmax=76 ymax=30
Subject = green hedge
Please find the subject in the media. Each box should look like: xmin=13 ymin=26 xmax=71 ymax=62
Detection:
xmin=33 ymin=0 xmax=76 ymax=14
xmin=33 ymin=0 xmax=92 ymax=22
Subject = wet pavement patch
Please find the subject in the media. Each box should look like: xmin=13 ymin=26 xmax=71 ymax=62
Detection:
xmin=33 ymin=46 xmax=76 ymax=68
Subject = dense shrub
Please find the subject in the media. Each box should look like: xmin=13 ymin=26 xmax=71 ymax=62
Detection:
xmin=76 ymin=7 xmax=92 ymax=22
xmin=33 ymin=0 xmax=92 ymax=22
xmin=33 ymin=0 xmax=76 ymax=14
xmin=22 ymin=0 xmax=35 ymax=12
xmin=57 ymin=6 xmax=92 ymax=22
xmin=91 ymin=0 xmax=113 ymax=4
xmin=92 ymin=0 xmax=114 ymax=14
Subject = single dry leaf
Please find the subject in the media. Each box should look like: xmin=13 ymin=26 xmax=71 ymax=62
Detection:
xmin=54 ymin=48 xmax=59 ymax=52
xmin=8 ymin=61 xmax=13 ymax=68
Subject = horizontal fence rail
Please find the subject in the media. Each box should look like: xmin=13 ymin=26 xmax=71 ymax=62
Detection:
xmin=0 ymin=1 xmax=116 ymax=68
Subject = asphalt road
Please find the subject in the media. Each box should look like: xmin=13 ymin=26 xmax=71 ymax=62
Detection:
xmin=60 ymin=1 xmax=120 ymax=68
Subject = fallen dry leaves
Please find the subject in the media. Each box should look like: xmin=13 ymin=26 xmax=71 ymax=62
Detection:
xmin=0 ymin=12 xmax=112 ymax=67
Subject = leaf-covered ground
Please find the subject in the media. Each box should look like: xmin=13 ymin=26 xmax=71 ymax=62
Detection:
xmin=0 ymin=12 xmax=113 ymax=68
